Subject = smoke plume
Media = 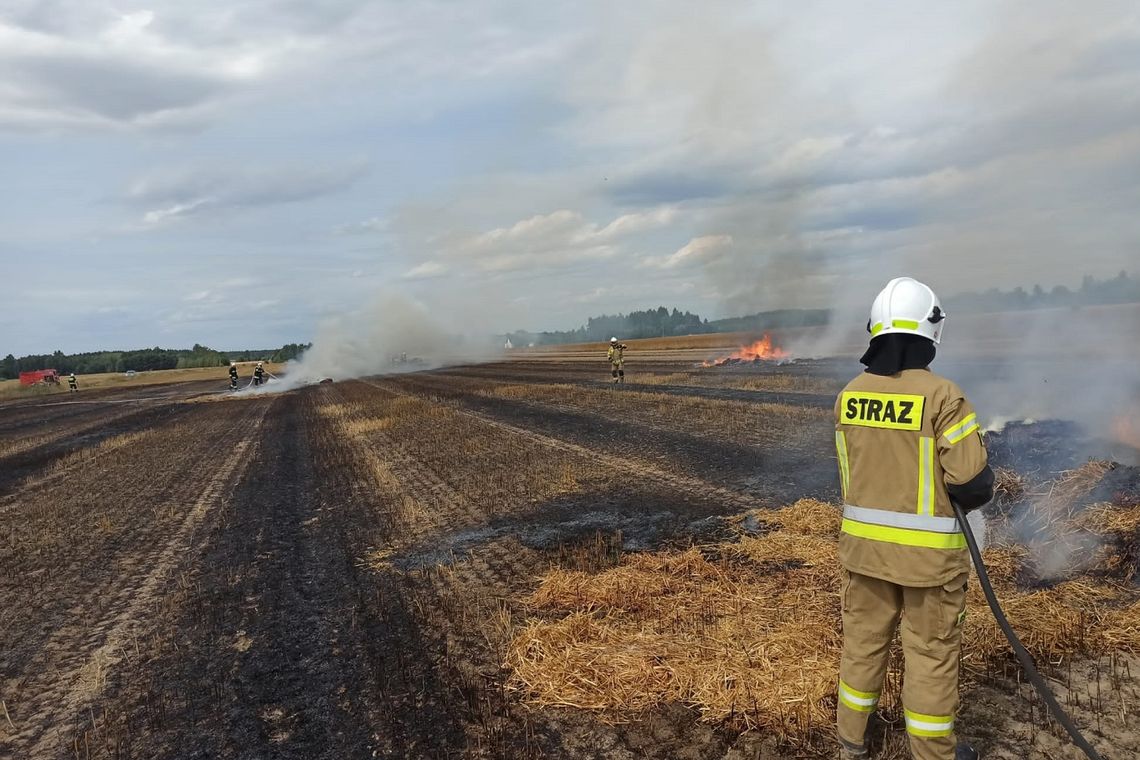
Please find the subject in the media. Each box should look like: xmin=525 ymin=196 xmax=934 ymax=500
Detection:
xmin=256 ymin=294 xmax=502 ymax=393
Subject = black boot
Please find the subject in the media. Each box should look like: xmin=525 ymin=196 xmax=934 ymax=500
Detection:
xmin=955 ymin=744 xmax=979 ymax=760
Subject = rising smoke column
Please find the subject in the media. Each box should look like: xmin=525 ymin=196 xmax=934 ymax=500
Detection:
xmin=263 ymin=293 xmax=502 ymax=392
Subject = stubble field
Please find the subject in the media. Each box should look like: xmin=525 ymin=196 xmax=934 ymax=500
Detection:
xmin=2 ymin=355 xmax=1138 ymax=759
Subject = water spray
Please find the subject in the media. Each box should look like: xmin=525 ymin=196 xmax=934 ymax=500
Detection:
xmin=953 ymin=501 xmax=1104 ymax=760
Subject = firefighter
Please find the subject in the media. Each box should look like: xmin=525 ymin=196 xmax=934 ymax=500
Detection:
xmin=67 ymin=372 xmax=78 ymax=392
xmin=229 ymin=362 xmax=239 ymax=391
xmin=607 ymin=337 xmax=626 ymax=384
xmin=253 ymin=362 xmax=265 ymax=387
xmin=835 ymin=277 xmax=993 ymax=760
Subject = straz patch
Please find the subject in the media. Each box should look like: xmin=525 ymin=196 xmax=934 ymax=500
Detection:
xmin=841 ymin=391 xmax=925 ymax=431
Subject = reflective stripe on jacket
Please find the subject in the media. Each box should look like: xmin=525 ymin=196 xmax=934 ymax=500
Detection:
xmin=834 ymin=368 xmax=988 ymax=586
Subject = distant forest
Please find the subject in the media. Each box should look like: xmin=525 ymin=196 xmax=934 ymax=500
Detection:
xmin=505 ymin=307 xmax=831 ymax=346
xmin=1 ymin=342 xmax=310 ymax=379
xmin=508 ymin=271 xmax=1139 ymax=346
xmin=945 ymin=270 xmax=1139 ymax=313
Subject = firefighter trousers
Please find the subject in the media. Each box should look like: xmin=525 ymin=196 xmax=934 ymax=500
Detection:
xmin=837 ymin=569 xmax=968 ymax=760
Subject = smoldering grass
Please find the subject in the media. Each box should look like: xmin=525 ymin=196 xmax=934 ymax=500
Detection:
xmin=993 ymin=467 xmax=1028 ymax=509
xmin=506 ymin=494 xmax=1140 ymax=747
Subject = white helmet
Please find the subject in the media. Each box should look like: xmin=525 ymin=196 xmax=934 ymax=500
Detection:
xmin=610 ymin=337 xmax=618 ymax=344
xmin=868 ymin=277 xmax=946 ymax=344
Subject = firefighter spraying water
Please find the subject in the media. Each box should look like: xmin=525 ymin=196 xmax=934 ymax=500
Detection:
xmin=834 ymin=278 xmax=1104 ymax=760
xmin=835 ymin=277 xmax=993 ymax=760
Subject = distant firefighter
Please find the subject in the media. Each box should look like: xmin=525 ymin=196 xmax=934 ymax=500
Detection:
xmin=253 ymin=362 xmax=265 ymax=387
xmin=229 ymin=362 xmax=239 ymax=391
xmin=67 ymin=372 xmax=78 ymax=392
xmin=607 ymin=337 xmax=626 ymax=384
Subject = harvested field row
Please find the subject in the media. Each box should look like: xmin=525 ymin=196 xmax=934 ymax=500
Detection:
xmin=373 ymin=374 xmax=838 ymax=504
xmin=440 ymin=360 xmax=848 ymax=398
xmin=361 ymin=378 xmax=785 ymax=515
xmin=0 ymin=397 xmax=271 ymax=756
xmin=479 ymin=381 xmax=831 ymax=448
xmin=0 ymin=402 xmax=197 ymax=498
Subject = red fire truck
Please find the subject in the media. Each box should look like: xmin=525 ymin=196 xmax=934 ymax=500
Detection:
xmin=18 ymin=369 xmax=61 ymax=385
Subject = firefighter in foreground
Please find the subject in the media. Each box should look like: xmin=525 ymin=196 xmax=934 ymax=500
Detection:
xmin=67 ymin=372 xmax=78 ymax=392
xmin=229 ymin=362 xmax=239 ymax=391
xmin=835 ymin=277 xmax=994 ymax=760
xmin=253 ymin=362 xmax=265 ymax=387
xmin=607 ymin=337 xmax=626 ymax=384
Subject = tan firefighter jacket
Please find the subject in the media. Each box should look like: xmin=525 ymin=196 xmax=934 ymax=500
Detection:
xmin=834 ymin=368 xmax=988 ymax=587
xmin=607 ymin=345 xmax=625 ymax=366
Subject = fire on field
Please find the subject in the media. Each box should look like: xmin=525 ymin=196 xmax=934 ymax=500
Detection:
xmin=506 ymin=461 xmax=1140 ymax=750
xmin=702 ymin=333 xmax=792 ymax=367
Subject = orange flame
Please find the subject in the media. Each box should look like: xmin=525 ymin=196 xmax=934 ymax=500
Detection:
xmin=703 ymin=333 xmax=791 ymax=367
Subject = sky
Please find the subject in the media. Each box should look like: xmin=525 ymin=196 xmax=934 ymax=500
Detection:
xmin=2 ymin=0 xmax=1139 ymax=355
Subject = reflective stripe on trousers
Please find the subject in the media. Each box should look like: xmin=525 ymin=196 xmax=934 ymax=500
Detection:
xmin=904 ymin=708 xmax=955 ymax=738
xmin=838 ymin=679 xmax=879 ymax=713
xmin=841 ymin=504 xmax=965 ymax=550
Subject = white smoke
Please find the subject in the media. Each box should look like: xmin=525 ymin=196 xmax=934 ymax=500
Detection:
xmin=254 ymin=293 xmax=502 ymax=393
xmin=937 ymin=304 xmax=1139 ymax=448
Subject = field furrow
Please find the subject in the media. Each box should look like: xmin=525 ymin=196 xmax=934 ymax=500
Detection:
xmin=0 ymin=399 xmax=270 ymax=756
xmin=369 ymin=374 xmax=838 ymax=505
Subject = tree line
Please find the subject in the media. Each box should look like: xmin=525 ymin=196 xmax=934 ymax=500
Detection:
xmin=507 ymin=271 xmax=1137 ymax=346
xmin=1 ymin=342 xmax=310 ymax=379
xmin=945 ymin=271 xmax=1140 ymax=313
xmin=506 ymin=306 xmax=831 ymax=346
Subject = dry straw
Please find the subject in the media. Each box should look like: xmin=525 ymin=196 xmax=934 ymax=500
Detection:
xmin=507 ymin=482 xmax=1140 ymax=745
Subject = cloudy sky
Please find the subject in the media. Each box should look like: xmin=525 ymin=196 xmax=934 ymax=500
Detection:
xmin=2 ymin=0 xmax=1138 ymax=355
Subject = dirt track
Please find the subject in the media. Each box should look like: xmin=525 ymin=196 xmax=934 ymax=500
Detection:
xmin=1 ymin=361 xmax=1137 ymax=759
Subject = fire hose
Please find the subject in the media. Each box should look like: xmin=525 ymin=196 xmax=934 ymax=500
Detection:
xmin=952 ymin=502 xmax=1105 ymax=760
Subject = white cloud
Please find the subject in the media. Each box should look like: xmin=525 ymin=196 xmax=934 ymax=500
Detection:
xmin=443 ymin=205 xmax=682 ymax=273
xmin=139 ymin=198 xmax=214 ymax=228
xmin=0 ymin=1 xmax=576 ymax=133
xmin=641 ymin=235 xmax=733 ymax=270
xmin=126 ymin=162 xmax=369 ymax=228
xmin=0 ymin=12 xmax=257 ymax=131
xmin=403 ymin=261 xmax=449 ymax=280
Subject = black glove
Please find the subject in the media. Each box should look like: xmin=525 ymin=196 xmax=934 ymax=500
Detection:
xmin=947 ymin=464 xmax=995 ymax=513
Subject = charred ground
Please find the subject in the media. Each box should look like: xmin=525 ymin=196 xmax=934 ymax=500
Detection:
xmin=1 ymin=359 xmax=1136 ymax=759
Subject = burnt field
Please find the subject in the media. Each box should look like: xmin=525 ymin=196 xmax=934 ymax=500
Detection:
xmin=2 ymin=359 xmax=1138 ymax=759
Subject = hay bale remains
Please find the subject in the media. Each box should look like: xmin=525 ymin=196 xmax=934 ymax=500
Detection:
xmin=507 ymin=479 xmax=1140 ymax=746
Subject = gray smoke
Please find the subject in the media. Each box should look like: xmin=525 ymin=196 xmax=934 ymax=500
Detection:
xmin=254 ymin=293 xmax=502 ymax=393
